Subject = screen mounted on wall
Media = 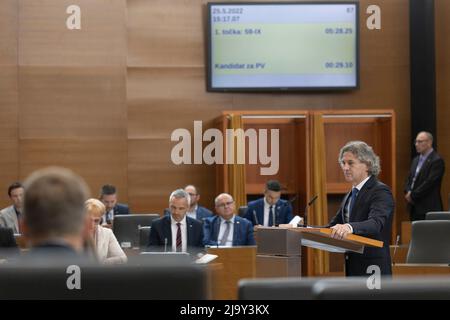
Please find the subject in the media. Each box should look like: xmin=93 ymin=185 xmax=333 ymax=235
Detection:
xmin=207 ymin=2 xmax=359 ymax=91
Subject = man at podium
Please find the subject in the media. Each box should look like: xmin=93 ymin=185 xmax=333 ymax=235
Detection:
xmin=328 ymin=141 xmax=394 ymax=276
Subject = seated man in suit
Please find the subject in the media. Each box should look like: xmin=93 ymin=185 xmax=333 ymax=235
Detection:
xmin=20 ymin=167 xmax=94 ymax=263
xmin=0 ymin=182 xmax=25 ymax=234
xmin=203 ymin=193 xmax=256 ymax=246
xmin=148 ymin=189 xmax=204 ymax=253
xmin=99 ymin=184 xmax=129 ymax=226
xmin=244 ymin=180 xmax=294 ymax=228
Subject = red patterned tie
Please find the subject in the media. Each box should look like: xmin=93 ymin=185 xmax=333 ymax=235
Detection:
xmin=176 ymin=222 xmax=182 ymax=252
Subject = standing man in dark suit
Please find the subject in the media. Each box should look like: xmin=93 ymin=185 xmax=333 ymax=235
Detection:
xmin=405 ymin=131 xmax=445 ymax=221
xmin=244 ymin=180 xmax=294 ymax=228
xmin=99 ymin=184 xmax=129 ymax=226
xmin=203 ymin=193 xmax=255 ymax=246
xmin=148 ymin=189 xmax=203 ymax=253
xmin=329 ymin=141 xmax=394 ymax=277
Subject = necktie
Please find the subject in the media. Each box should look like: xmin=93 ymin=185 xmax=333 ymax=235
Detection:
xmin=220 ymin=220 xmax=231 ymax=246
xmin=268 ymin=205 xmax=274 ymax=226
xmin=176 ymin=222 xmax=182 ymax=252
xmin=347 ymin=188 xmax=359 ymax=221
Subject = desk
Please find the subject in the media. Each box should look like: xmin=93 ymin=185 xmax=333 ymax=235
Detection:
xmin=393 ymin=263 xmax=450 ymax=276
xmin=207 ymin=246 xmax=256 ymax=300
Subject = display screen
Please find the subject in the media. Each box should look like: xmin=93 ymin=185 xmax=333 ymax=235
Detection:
xmin=207 ymin=2 xmax=359 ymax=91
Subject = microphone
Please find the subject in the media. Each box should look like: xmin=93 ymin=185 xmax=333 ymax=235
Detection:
xmin=253 ymin=210 xmax=260 ymax=225
xmin=392 ymin=235 xmax=400 ymax=266
xmin=164 ymin=237 xmax=168 ymax=253
xmin=303 ymin=195 xmax=318 ymax=227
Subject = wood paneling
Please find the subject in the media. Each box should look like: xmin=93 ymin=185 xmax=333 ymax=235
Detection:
xmin=19 ymin=0 xmax=126 ymax=66
xmin=0 ymin=1 xmax=18 ymax=208
xmin=127 ymin=0 xmax=206 ymax=67
xmin=436 ymin=0 xmax=450 ymax=211
xmin=19 ymin=138 xmax=128 ymax=202
xmin=19 ymin=66 xmax=126 ymax=139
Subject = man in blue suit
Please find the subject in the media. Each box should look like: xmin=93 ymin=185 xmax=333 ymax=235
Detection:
xmin=244 ymin=180 xmax=294 ymax=227
xmin=149 ymin=189 xmax=203 ymax=253
xmin=203 ymin=193 xmax=255 ymax=246
xmin=99 ymin=184 xmax=129 ymax=226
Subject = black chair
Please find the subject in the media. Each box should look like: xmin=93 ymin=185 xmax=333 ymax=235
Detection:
xmin=406 ymin=220 xmax=450 ymax=263
xmin=313 ymin=277 xmax=450 ymax=300
xmin=113 ymin=214 xmax=160 ymax=248
xmin=238 ymin=206 xmax=248 ymax=217
xmin=238 ymin=277 xmax=328 ymax=300
xmin=425 ymin=211 xmax=450 ymax=220
xmin=139 ymin=226 xmax=151 ymax=249
xmin=0 ymin=263 xmax=206 ymax=299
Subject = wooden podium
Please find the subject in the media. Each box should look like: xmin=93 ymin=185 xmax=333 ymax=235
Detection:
xmin=256 ymin=227 xmax=383 ymax=277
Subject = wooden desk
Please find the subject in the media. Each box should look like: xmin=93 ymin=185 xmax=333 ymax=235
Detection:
xmin=393 ymin=263 xmax=450 ymax=276
xmin=390 ymin=245 xmax=409 ymax=264
xmin=207 ymin=246 xmax=256 ymax=300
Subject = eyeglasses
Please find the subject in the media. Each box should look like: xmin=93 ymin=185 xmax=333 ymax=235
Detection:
xmin=188 ymin=193 xmax=198 ymax=197
xmin=414 ymin=139 xmax=428 ymax=144
xmin=216 ymin=201 xmax=234 ymax=208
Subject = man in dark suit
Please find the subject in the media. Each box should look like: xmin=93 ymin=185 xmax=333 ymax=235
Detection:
xmin=148 ymin=189 xmax=203 ymax=253
xmin=203 ymin=193 xmax=255 ymax=246
xmin=405 ymin=131 xmax=445 ymax=221
xmin=329 ymin=141 xmax=394 ymax=277
xmin=20 ymin=167 xmax=94 ymax=263
xmin=99 ymin=184 xmax=129 ymax=226
xmin=244 ymin=180 xmax=293 ymax=227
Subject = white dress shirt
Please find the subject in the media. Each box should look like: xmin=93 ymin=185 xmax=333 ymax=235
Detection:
xmin=186 ymin=204 xmax=198 ymax=220
xmin=171 ymin=215 xmax=187 ymax=252
xmin=263 ymin=198 xmax=274 ymax=227
xmin=218 ymin=215 xmax=235 ymax=247
xmin=345 ymin=175 xmax=371 ymax=231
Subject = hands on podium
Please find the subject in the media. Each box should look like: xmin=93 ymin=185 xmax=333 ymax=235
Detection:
xmin=330 ymin=224 xmax=353 ymax=240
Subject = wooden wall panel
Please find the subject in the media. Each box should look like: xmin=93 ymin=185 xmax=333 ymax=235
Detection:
xmin=127 ymin=0 xmax=206 ymax=67
xmin=19 ymin=67 xmax=126 ymax=139
xmin=19 ymin=139 xmax=128 ymax=203
xmin=436 ymin=0 xmax=450 ymax=210
xmin=128 ymin=139 xmax=216 ymax=214
xmin=19 ymin=0 xmax=126 ymax=66
xmin=0 ymin=1 xmax=18 ymax=208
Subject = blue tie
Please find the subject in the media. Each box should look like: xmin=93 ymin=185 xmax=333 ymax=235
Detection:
xmin=348 ymin=188 xmax=359 ymax=219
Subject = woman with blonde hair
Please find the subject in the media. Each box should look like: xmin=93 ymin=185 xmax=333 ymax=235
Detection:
xmin=85 ymin=198 xmax=127 ymax=264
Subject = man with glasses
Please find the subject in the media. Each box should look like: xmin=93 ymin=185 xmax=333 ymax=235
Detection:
xmin=203 ymin=193 xmax=255 ymax=246
xmin=405 ymin=131 xmax=445 ymax=221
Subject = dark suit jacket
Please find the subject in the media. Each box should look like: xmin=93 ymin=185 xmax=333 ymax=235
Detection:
xmin=244 ymin=198 xmax=293 ymax=226
xmin=405 ymin=150 xmax=445 ymax=220
xmin=163 ymin=205 xmax=213 ymax=222
xmin=329 ymin=176 xmax=394 ymax=276
xmin=148 ymin=215 xmax=204 ymax=252
xmin=114 ymin=203 xmax=130 ymax=215
xmin=203 ymin=215 xmax=256 ymax=246
xmin=0 ymin=227 xmax=19 ymax=259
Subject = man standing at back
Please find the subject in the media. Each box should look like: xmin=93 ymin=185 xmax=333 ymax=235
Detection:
xmin=244 ymin=180 xmax=293 ymax=227
xmin=405 ymin=131 xmax=445 ymax=221
xmin=99 ymin=184 xmax=129 ymax=226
